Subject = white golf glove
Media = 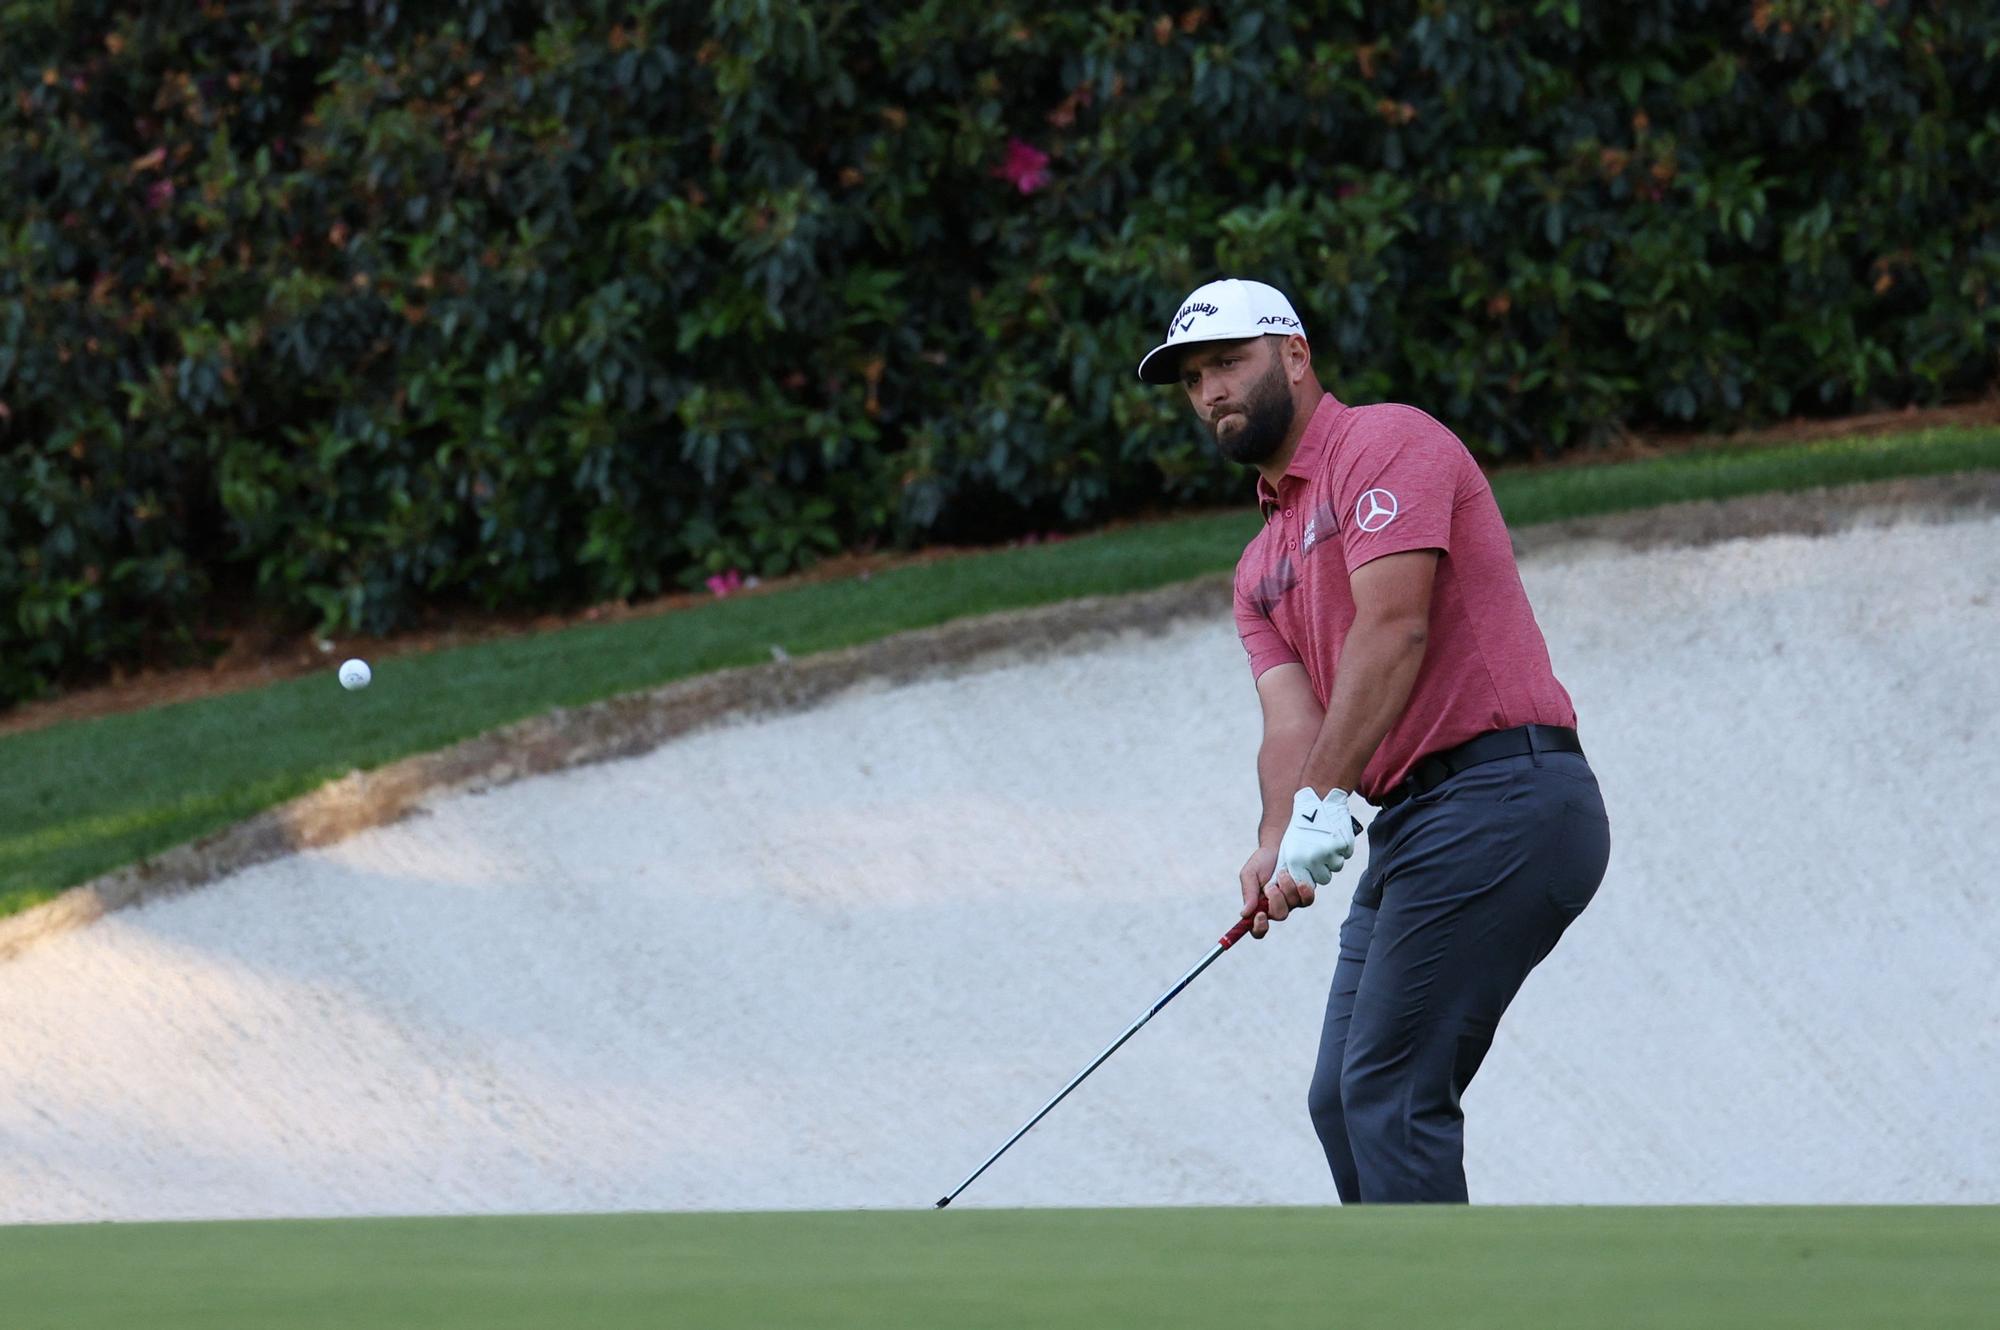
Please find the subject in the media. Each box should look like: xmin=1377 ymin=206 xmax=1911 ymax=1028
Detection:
xmin=1275 ymin=787 xmax=1356 ymax=887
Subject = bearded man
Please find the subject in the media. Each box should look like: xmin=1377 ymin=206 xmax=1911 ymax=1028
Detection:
xmin=1136 ymin=279 xmax=1612 ymax=1203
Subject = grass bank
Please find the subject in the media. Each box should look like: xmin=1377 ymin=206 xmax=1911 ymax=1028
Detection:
xmin=3 ymin=1205 xmax=1995 ymax=1329
xmin=3 ymin=424 xmax=1995 ymax=917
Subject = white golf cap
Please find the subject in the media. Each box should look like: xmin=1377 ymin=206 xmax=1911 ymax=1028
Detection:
xmin=1136 ymin=278 xmax=1307 ymax=384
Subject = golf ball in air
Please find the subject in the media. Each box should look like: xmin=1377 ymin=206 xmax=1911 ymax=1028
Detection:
xmin=338 ymin=658 xmax=372 ymax=690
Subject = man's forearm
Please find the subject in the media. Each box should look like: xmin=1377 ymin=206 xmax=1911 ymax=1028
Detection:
xmin=1296 ymin=617 xmax=1429 ymax=798
xmin=1257 ymin=717 xmax=1322 ymax=848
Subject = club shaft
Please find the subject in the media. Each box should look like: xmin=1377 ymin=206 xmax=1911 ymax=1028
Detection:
xmin=936 ymin=940 xmax=1228 ymax=1208
xmin=936 ymin=819 xmax=1364 ymax=1209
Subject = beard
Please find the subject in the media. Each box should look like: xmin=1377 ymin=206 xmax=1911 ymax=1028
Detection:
xmin=1208 ymin=353 xmax=1295 ymax=466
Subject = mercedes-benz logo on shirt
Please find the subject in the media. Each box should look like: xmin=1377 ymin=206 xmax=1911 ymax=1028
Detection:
xmin=1355 ymin=489 xmax=1400 ymax=532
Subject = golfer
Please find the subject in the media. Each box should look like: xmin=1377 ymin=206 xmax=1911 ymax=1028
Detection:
xmin=1137 ymin=279 xmax=1612 ymax=1204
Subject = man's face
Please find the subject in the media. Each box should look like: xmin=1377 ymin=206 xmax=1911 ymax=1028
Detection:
xmin=1178 ymin=336 xmax=1295 ymax=466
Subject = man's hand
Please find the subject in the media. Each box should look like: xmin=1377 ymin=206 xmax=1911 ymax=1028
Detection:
xmin=1277 ymin=787 xmax=1355 ymax=890
xmin=1237 ymin=844 xmax=1286 ymax=940
xmin=1238 ymin=839 xmax=1323 ymax=940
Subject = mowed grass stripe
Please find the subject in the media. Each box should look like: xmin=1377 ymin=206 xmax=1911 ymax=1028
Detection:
xmin=3 ymin=425 xmax=1995 ymax=916
xmin=0 ymin=508 xmax=1257 ymax=917
xmin=1490 ymin=423 xmax=2000 ymax=526
xmin=2 ymin=1206 xmax=1995 ymax=1330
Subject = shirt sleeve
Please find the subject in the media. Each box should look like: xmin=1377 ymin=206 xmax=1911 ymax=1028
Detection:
xmin=1234 ymin=558 xmax=1301 ymax=680
xmin=1330 ymin=405 xmax=1463 ymax=574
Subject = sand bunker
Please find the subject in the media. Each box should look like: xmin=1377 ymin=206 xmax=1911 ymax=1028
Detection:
xmin=3 ymin=511 xmax=1995 ymax=1221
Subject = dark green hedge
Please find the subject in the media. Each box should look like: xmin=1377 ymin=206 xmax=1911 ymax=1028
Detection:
xmin=4 ymin=1 xmax=1997 ymax=704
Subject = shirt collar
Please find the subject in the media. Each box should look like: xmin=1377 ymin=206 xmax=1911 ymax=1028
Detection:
xmin=1254 ymin=392 xmax=1347 ymax=516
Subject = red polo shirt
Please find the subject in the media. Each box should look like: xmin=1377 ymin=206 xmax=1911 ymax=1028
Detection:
xmin=1232 ymin=392 xmax=1577 ymax=801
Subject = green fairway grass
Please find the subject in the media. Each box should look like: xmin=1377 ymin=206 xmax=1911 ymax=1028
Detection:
xmin=2 ymin=424 xmax=1995 ymax=917
xmin=2 ymin=1206 xmax=1995 ymax=1329
xmin=1488 ymin=423 xmax=1999 ymax=526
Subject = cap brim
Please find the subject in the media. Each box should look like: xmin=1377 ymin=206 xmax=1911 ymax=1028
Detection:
xmin=1136 ymin=329 xmax=1283 ymax=384
xmin=1135 ymin=339 xmax=1188 ymax=385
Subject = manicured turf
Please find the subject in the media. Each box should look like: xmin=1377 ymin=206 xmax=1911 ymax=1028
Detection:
xmin=2 ymin=1206 xmax=1995 ymax=1329
xmin=2 ymin=425 xmax=1994 ymax=916
xmin=1488 ymin=423 xmax=2000 ymax=526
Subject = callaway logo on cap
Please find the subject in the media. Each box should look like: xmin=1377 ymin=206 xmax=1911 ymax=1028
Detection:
xmin=1136 ymin=278 xmax=1308 ymax=384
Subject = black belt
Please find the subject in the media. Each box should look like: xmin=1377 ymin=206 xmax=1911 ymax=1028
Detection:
xmin=1372 ymin=724 xmax=1582 ymax=811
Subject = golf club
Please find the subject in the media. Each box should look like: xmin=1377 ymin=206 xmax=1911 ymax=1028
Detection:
xmin=936 ymin=816 xmax=1364 ymax=1209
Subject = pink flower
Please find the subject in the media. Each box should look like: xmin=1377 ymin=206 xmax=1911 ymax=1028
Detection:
xmin=146 ymin=179 xmax=174 ymax=211
xmin=705 ymin=568 xmax=745 ymax=598
xmin=992 ymin=138 xmax=1051 ymax=195
xmin=1337 ymin=182 xmax=1362 ymax=200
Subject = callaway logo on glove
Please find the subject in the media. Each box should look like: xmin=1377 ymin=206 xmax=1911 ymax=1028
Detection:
xmin=1276 ymin=786 xmax=1356 ymax=886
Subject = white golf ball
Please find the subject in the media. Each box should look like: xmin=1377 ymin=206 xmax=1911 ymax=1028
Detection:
xmin=338 ymin=658 xmax=372 ymax=691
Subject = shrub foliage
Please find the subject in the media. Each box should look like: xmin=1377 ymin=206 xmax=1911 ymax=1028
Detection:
xmin=3 ymin=1 xmax=1996 ymax=703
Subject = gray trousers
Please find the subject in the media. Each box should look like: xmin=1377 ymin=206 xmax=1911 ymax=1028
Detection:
xmin=1308 ymin=747 xmax=1610 ymax=1203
